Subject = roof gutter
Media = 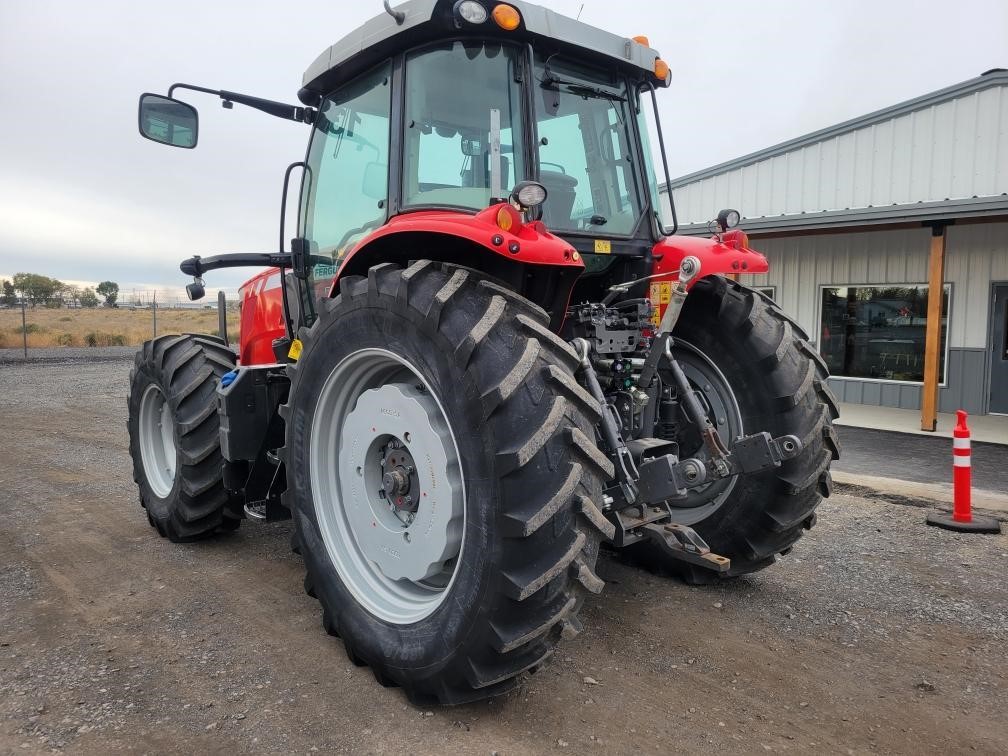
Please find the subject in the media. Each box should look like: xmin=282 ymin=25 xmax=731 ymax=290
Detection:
xmin=672 ymin=196 xmax=1008 ymax=237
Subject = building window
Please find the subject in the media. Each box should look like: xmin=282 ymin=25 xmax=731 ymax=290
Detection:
xmin=818 ymin=284 xmax=950 ymax=383
xmin=755 ymin=286 xmax=776 ymax=302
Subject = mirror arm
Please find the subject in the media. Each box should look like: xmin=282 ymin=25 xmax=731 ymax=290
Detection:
xmin=180 ymin=252 xmax=293 ymax=277
xmin=180 ymin=252 xmax=333 ymax=277
xmin=167 ymin=83 xmax=316 ymax=124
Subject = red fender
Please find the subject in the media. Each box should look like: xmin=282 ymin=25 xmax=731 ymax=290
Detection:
xmin=651 ymin=230 xmax=769 ymax=283
xmin=330 ymin=205 xmax=583 ymax=289
xmin=648 ymin=230 xmax=768 ymax=324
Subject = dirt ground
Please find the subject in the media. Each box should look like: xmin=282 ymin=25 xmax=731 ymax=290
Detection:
xmin=2 ymin=356 xmax=1007 ymax=755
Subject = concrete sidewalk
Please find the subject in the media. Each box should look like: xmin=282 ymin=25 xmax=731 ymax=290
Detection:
xmin=835 ymin=402 xmax=1007 ymax=445
xmin=833 ymin=425 xmax=1008 ymax=514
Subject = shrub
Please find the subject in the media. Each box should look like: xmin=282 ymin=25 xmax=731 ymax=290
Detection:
xmin=14 ymin=323 xmax=45 ymax=335
xmin=84 ymin=331 xmax=126 ymax=347
xmin=59 ymin=316 xmax=72 ymax=322
xmin=56 ymin=333 xmax=76 ymax=346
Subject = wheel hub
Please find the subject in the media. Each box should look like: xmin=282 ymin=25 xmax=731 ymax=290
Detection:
xmin=338 ymin=382 xmax=463 ymax=584
xmin=379 ymin=441 xmax=419 ymax=514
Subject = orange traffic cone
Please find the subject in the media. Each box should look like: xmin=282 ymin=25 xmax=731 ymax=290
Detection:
xmin=926 ymin=410 xmax=1001 ymax=534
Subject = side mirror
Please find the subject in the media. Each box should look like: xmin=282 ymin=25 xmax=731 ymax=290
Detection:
xmin=138 ymin=93 xmax=199 ymax=148
xmin=361 ymin=161 xmax=387 ymax=200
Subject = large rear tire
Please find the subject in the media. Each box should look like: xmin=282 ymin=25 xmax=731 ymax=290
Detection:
xmin=281 ymin=261 xmax=613 ymax=705
xmin=633 ymin=276 xmax=840 ymax=582
xmin=127 ymin=334 xmax=241 ymax=542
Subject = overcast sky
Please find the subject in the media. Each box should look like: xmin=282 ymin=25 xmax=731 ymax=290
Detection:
xmin=1 ymin=0 xmax=1005 ymax=298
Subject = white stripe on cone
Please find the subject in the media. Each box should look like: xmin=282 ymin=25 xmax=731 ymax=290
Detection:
xmin=953 ymin=456 xmax=971 ymax=467
xmin=953 ymin=437 xmax=971 ymax=449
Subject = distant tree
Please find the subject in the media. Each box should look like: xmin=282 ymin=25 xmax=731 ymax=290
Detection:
xmin=79 ymin=287 xmax=99 ymax=308
xmin=1 ymin=279 xmax=17 ymax=306
xmin=96 ymin=280 xmax=119 ymax=307
xmin=62 ymin=284 xmax=81 ymax=308
xmin=12 ymin=272 xmax=60 ymax=307
xmin=45 ymin=280 xmax=67 ymax=308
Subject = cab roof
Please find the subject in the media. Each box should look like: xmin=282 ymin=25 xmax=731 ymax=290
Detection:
xmin=299 ymin=0 xmax=663 ymax=104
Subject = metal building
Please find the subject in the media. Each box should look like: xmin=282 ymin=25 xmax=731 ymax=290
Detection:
xmin=660 ymin=69 xmax=1008 ymax=426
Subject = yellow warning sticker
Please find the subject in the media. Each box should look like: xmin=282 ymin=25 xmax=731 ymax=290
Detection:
xmin=649 ymin=281 xmax=671 ymax=327
xmin=593 ymin=239 xmax=612 ymax=254
xmin=288 ymin=338 xmax=303 ymax=361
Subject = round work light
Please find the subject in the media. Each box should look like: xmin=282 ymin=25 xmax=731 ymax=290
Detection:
xmin=511 ymin=180 xmax=548 ymax=208
xmin=454 ymin=0 xmax=488 ymax=24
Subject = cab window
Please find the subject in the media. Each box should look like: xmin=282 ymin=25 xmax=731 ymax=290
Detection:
xmin=403 ymin=41 xmax=525 ymax=210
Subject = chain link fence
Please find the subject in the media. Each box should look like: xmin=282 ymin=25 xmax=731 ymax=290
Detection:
xmin=0 ymin=291 xmax=239 ymax=360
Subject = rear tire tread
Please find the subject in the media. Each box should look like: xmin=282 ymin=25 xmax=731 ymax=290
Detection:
xmin=284 ymin=261 xmax=608 ymax=705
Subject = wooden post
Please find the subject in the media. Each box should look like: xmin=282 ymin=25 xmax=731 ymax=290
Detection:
xmin=20 ymin=296 xmax=27 ymax=359
xmin=921 ymin=225 xmax=946 ymax=431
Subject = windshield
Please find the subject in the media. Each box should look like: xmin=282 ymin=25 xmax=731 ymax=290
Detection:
xmin=403 ymin=41 xmax=525 ymax=210
xmin=534 ymin=57 xmax=644 ymax=236
xmin=301 ymin=63 xmax=392 ymax=323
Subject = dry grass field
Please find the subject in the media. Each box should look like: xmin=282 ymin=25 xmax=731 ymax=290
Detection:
xmin=0 ymin=306 xmax=240 ymax=348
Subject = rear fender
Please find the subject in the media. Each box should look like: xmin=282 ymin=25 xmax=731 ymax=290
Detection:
xmin=651 ymin=231 xmax=769 ymax=284
xmin=330 ymin=207 xmax=584 ymax=329
xmin=649 ymin=232 xmax=768 ymax=325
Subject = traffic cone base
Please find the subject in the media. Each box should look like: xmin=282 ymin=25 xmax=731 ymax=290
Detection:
xmin=926 ymin=510 xmax=1001 ymax=534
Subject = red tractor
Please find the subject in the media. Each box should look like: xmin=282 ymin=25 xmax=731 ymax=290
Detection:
xmin=129 ymin=0 xmax=839 ymax=705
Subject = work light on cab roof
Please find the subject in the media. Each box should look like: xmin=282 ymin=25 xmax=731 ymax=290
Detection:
xmin=129 ymin=0 xmax=838 ymax=708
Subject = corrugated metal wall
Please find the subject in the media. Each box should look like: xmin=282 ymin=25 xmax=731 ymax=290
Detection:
xmin=736 ymin=222 xmax=1008 ymax=413
xmin=664 ymin=84 xmax=1008 ymax=227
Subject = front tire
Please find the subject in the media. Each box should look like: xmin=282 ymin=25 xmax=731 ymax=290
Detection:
xmin=127 ymin=334 xmax=241 ymax=541
xmin=282 ymin=261 xmax=613 ymax=705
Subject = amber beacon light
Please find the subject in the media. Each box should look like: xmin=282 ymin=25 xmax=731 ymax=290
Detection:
xmin=491 ymin=4 xmax=521 ymax=30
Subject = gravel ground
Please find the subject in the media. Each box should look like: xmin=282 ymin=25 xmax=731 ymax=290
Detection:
xmin=2 ymin=356 xmax=1007 ymax=754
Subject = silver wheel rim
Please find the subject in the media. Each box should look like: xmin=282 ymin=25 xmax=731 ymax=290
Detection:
xmin=310 ymin=348 xmax=465 ymax=625
xmin=663 ymin=340 xmax=743 ymax=525
xmin=138 ymin=384 xmax=177 ymax=498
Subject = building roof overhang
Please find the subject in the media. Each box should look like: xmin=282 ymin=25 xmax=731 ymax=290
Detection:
xmin=674 ymin=195 xmax=1008 ymax=237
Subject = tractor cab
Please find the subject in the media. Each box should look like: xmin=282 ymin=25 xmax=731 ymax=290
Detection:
xmin=290 ymin=0 xmax=677 ymax=330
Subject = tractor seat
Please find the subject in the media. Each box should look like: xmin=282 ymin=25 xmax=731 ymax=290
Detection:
xmin=539 ymin=169 xmax=578 ymax=228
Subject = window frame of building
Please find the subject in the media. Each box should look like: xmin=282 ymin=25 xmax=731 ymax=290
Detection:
xmin=755 ymin=285 xmax=776 ymax=302
xmin=816 ymin=282 xmax=952 ymax=387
